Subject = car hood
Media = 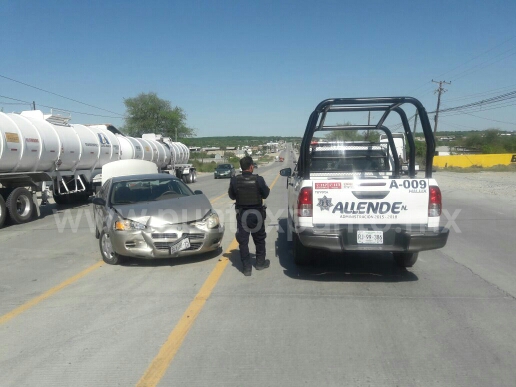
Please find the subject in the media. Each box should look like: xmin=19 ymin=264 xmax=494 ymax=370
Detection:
xmin=113 ymin=195 xmax=213 ymax=226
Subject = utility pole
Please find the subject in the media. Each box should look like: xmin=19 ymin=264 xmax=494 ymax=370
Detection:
xmin=32 ymin=101 xmax=36 ymax=110
xmin=432 ymin=79 xmax=451 ymax=134
xmin=413 ymin=110 xmax=419 ymax=134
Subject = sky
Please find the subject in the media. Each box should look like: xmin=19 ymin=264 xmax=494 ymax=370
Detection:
xmin=1 ymin=0 xmax=516 ymax=137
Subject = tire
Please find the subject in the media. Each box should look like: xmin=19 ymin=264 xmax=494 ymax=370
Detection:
xmin=393 ymin=252 xmax=418 ymax=268
xmin=99 ymin=230 xmax=122 ymax=265
xmin=0 ymin=195 xmax=7 ymax=228
xmin=186 ymin=171 xmax=193 ymax=184
xmin=292 ymin=232 xmax=312 ymax=266
xmin=6 ymin=187 xmax=34 ymax=224
xmin=192 ymin=170 xmax=197 ymax=183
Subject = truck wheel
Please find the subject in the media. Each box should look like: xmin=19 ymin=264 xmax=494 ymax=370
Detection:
xmin=191 ymin=171 xmax=197 ymax=183
xmin=0 ymin=196 xmax=7 ymax=228
xmin=293 ymin=232 xmax=312 ymax=266
xmin=99 ymin=231 xmax=123 ymax=265
xmin=186 ymin=172 xmax=193 ymax=184
xmin=6 ymin=188 xmax=34 ymax=224
xmin=393 ymin=252 xmax=418 ymax=268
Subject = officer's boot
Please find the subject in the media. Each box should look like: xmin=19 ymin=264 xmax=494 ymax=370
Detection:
xmin=255 ymin=257 xmax=270 ymax=270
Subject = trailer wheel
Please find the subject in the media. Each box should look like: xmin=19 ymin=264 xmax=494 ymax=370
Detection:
xmin=186 ymin=171 xmax=195 ymax=184
xmin=393 ymin=252 xmax=418 ymax=268
xmin=6 ymin=187 xmax=34 ymax=224
xmin=191 ymin=170 xmax=197 ymax=183
xmin=99 ymin=230 xmax=123 ymax=265
xmin=0 ymin=195 xmax=7 ymax=228
xmin=293 ymin=232 xmax=313 ymax=266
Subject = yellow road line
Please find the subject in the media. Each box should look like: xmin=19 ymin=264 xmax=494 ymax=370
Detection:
xmin=0 ymin=261 xmax=103 ymax=325
xmin=269 ymin=172 xmax=281 ymax=190
xmin=136 ymin=173 xmax=283 ymax=386
xmin=136 ymin=238 xmax=238 ymax=387
xmin=209 ymin=192 xmax=227 ymax=204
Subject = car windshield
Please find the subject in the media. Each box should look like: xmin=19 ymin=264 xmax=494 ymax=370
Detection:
xmin=110 ymin=178 xmax=193 ymax=204
xmin=217 ymin=164 xmax=232 ymax=169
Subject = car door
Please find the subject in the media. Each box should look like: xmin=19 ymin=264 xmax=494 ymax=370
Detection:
xmin=94 ymin=179 xmax=111 ymax=232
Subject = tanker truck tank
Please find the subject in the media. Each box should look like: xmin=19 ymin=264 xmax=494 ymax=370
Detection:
xmin=141 ymin=133 xmax=196 ymax=183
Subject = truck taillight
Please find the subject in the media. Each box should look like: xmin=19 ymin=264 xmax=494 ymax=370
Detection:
xmin=297 ymin=187 xmax=312 ymax=217
xmin=429 ymin=186 xmax=442 ymax=217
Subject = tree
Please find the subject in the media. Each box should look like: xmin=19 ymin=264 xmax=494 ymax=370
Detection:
xmin=122 ymin=92 xmax=195 ymax=139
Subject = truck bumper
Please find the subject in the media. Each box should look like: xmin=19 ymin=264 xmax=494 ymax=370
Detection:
xmin=297 ymin=225 xmax=449 ymax=253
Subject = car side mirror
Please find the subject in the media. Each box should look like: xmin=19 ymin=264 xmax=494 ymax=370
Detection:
xmin=194 ymin=190 xmax=203 ymax=195
xmin=279 ymin=168 xmax=292 ymax=177
xmin=92 ymin=197 xmax=106 ymax=206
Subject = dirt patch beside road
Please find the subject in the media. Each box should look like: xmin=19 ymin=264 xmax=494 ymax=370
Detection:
xmin=435 ymin=171 xmax=516 ymax=201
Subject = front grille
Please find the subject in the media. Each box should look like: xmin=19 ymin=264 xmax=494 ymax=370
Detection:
xmin=154 ymin=233 xmax=205 ymax=252
xmin=152 ymin=233 xmax=178 ymax=239
xmin=184 ymin=233 xmax=205 ymax=240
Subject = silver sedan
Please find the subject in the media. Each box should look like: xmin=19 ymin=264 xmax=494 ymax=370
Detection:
xmin=92 ymin=174 xmax=224 ymax=264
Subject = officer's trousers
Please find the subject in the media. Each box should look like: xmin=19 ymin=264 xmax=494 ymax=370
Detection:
xmin=235 ymin=208 xmax=266 ymax=267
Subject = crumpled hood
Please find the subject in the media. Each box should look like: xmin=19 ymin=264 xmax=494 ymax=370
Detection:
xmin=113 ymin=194 xmax=213 ymax=226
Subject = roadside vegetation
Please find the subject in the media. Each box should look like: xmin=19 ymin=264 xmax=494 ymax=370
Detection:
xmin=437 ymin=129 xmax=516 ymax=154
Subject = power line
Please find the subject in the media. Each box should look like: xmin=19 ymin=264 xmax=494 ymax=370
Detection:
xmin=0 ymin=73 xmax=124 ymax=117
xmin=408 ymin=35 xmax=516 ymax=95
xmin=431 ymin=90 xmax=516 ymax=114
xmin=436 ymin=36 xmax=516 ymax=80
xmin=0 ymin=94 xmax=124 ymax=119
xmin=445 ymin=83 xmax=516 ymax=102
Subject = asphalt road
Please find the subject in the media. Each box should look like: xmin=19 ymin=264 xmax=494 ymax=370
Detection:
xmin=1 ymin=149 xmax=515 ymax=387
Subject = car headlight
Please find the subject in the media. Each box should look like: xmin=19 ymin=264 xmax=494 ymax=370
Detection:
xmin=114 ymin=219 xmax=147 ymax=231
xmin=194 ymin=211 xmax=220 ymax=230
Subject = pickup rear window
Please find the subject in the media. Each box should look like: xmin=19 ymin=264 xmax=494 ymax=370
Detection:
xmin=310 ymin=149 xmax=388 ymax=172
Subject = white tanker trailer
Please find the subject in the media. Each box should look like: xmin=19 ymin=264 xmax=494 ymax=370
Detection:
xmin=0 ymin=110 xmax=196 ymax=228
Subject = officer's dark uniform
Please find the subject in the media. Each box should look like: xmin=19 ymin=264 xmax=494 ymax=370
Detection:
xmin=228 ymin=171 xmax=270 ymax=272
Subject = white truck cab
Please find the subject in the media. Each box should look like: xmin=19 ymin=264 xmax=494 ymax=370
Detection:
xmin=280 ymin=97 xmax=449 ymax=268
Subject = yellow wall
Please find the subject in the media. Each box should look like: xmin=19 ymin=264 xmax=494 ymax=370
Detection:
xmin=434 ymin=154 xmax=516 ymax=168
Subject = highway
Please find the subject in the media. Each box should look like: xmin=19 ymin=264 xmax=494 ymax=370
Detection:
xmin=1 ymin=148 xmax=516 ymax=387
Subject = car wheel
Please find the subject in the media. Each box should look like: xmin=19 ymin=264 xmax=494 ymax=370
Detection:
xmin=6 ymin=187 xmax=35 ymax=224
xmin=293 ymin=232 xmax=312 ymax=266
xmin=0 ymin=195 xmax=7 ymax=228
xmin=99 ymin=230 xmax=122 ymax=265
xmin=393 ymin=252 xmax=418 ymax=268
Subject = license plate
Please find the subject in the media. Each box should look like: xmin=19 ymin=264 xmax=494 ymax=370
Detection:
xmin=357 ymin=230 xmax=383 ymax=244
xmin=170 ymin=238 xmax=190 ymax=254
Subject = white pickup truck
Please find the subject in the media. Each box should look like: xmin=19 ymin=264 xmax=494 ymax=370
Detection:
xmin=280 ymin=97 xmax=449 ymax=268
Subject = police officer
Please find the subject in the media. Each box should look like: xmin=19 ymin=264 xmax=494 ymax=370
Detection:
xmin=228 ymin=156 xmax=270 ymax=276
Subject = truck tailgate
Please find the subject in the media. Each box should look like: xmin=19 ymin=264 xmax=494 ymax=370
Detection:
xmin=312 ymin=179 xmax=430 ymax=225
